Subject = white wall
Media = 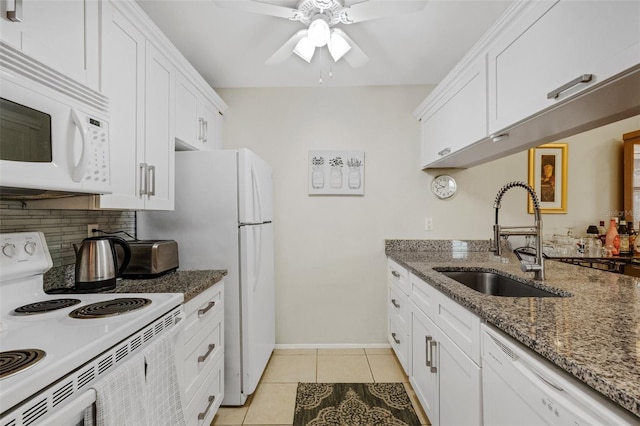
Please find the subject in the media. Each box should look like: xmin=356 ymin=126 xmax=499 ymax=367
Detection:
xmin=217 ymin=85 xmax=640 ymax=345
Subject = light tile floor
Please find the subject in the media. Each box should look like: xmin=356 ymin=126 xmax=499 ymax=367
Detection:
xmin=211 ymin=348 xmax=430 ymax=425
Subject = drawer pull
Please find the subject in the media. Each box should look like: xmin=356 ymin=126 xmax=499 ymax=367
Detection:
xmin=391 ymin=270 xmax=400 ymax=278
xmin=438 ymin=147 xmax=451 ymax=157
xmin=391 ymin=332 xmax=401 ymax=344
xmin=198 ymin=344 xmax=216 ymax=363
xmin=198 ymin=301 xmax=216 ymax=317
xmin=547 ymin=74 xmax=593 ymax=99
xmin=391 ymin=299 xmax=400 ymax=308
xmin=197 ymin=395 xmax=216 ymax=421
xmin=425 ymin=336 xmax=432 ymax=367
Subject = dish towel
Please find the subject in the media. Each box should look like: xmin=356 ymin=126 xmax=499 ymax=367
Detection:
xmin=85 ymin=327 xmax=186 ymax=426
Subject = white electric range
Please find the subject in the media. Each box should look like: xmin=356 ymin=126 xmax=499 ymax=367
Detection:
xmin=0 ymin=232 xmax=184 ymax=426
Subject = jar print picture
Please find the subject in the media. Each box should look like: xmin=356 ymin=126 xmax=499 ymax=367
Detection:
xmin=308 ymin=150 xmax=364 ymax=195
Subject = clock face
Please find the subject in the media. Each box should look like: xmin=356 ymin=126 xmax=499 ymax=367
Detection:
xmin=431 ymin=175 xmax=457 ymax=199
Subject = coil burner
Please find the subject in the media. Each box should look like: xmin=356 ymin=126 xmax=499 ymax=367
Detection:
xmin=13 ymin=299 xmax=82 ymax=315
xmin=68 ymin=298 xmax=152 ymax=319
xmin=0 ymin=349 xmax=46 ymax=379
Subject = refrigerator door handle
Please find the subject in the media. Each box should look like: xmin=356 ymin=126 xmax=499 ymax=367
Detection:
xmin=250 ymin=163 xmax=263 ymax=223
xmin=253 ymin=225 xmax=263 ymax=293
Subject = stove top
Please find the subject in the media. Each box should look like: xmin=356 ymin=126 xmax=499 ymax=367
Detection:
xmin=0 ymin=232 xmax=183 ymax=417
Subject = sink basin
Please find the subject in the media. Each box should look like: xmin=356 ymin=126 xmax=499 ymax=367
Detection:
xmin=438 ymin=270 xmax=564 ymax=297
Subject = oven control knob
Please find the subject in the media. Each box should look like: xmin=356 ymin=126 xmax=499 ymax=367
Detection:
xmin=24 ymin=241 xmax=37 ymax=256
xmin=2 ymin=243 xmax=16 ymax=258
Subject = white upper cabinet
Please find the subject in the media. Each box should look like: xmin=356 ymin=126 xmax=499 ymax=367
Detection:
xmin=97 ymin=1 xmax=174 ymax=210
xmin=487 ymin=0 xmax=640 ymax=135
xmin=176 ymin=72 xmax=224 ymax=151
xmin=417 ymin=57 xmax=487 ymax=168
xmin=0 ymin=0 xmax=99 ymax=88
xmin=416 ymin=0 xmax=640 ymax=169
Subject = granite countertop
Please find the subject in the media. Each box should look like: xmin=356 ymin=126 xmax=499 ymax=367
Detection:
xmin=386 ymin=240 xmax=640 ymax=418
xmin=44 ymin=266 xmax=227 ymax=304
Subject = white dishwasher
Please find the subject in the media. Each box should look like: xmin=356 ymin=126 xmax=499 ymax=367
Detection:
xmin=481 ymin=324 xmax=637 ymax=425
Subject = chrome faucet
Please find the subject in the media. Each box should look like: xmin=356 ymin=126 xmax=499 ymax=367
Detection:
xmin=491 ymin=181 xmax=545 ymax=280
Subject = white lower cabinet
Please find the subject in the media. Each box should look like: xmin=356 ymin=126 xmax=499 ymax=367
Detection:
xmin=387 ymin=259 xmax=410 ymax=374
xmin=182 ymin=281 xmax=224 ymax=425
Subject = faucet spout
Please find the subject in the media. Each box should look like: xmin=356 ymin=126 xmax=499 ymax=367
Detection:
xmin=492 ymin=181 xmax=545 ymax=280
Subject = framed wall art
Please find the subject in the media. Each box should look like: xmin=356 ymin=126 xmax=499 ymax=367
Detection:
xmin=308 ymin=150 xmax=365 ymax=195
xmin=527 ymin=143 xmax=568 ymax=214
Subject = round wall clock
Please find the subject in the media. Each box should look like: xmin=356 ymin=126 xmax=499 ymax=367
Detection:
xmin=431 ymin=175 xmax=457 ymax=199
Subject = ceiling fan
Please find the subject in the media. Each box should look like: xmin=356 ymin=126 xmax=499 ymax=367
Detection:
xmin=214 ymin=0 xmax=428 ymax=67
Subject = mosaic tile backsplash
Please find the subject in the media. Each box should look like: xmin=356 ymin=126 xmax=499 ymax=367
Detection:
xmin=0 ymin=200 xmax=135 ymax=266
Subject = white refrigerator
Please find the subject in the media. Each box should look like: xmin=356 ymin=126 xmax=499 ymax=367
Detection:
xmin=138 ymin=149 xmax=275 ymax=406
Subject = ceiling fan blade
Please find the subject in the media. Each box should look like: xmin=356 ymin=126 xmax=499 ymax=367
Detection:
xmin=342 ymin=0 xmax=428 ymax=23
xmin=266 ymin=30 xmax=309 ymax=64
xmin=332 ymin=29 xmax=369 ymax=68
xmin=214 ymin=1 xmax=299 ymax=20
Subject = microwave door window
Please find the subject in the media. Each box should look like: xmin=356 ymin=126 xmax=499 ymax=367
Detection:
xmin=0 ymin=98 xmax=52 ymax=162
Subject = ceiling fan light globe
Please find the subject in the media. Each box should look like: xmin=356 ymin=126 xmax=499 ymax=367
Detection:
xmin=293 ymin=37 xmax=316 ymax=63
xmin=308 ymin=18 xmax=330 ymax=47
xmin=328 ymin=31 xmax=351 ymax=61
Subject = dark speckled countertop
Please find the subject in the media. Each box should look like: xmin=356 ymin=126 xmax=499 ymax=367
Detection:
xmin=386 ymin=239 xmax=640 ymax=418
xmin=44 ymin=266 xmax=227 ymax=304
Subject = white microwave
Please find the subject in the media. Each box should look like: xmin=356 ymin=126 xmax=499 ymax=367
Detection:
xmin=0 ymin=44 xmax=111 ymax=197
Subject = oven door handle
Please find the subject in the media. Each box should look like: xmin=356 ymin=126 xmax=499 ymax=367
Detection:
xmin=43 ymin=389 xmax=96 ymax=425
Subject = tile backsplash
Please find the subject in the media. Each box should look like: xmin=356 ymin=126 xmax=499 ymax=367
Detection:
xmin=0 ymin=200 xmax=135 ymax=266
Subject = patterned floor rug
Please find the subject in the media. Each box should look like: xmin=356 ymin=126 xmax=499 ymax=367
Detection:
xmin=293 ymin=382 xmax=421 ymax=426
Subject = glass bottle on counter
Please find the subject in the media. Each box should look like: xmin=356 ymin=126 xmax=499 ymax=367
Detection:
xmin=618 ymin=219 xmax=630 ymax=255
xmin=635 ymin=221 xmax=640 ymax=254
xmin=605 ymin=217 xmax=620 ymax=256
xmin=629 ymin=222 xmax=636 ymax=251
xmin=598 ymin=220 xmax=607 ymax=245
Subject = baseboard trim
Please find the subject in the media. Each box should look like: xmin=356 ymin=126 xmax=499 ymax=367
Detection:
xmin=274 ymin=343 xmax=392 ymax=350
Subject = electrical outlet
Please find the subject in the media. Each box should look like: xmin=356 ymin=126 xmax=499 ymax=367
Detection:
xmin=87 ymin=224 xmax=98 ymax=237
xmin=425 ymin=217 xmax=433 ymax=231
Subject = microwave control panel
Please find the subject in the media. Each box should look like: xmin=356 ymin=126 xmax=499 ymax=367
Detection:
xmin=81 ymin=117 xmax=110 ymax=190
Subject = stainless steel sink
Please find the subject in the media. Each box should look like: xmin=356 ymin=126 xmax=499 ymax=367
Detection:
xmin=438 ymin=270 xmax=564 ymax=297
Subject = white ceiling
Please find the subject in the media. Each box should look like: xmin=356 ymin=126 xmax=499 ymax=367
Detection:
xmin=136 ymin=0 xmax=513 ymax=89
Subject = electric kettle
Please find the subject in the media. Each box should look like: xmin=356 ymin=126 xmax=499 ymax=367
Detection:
xmin=74 ymin=236 xmax=131 ymax=291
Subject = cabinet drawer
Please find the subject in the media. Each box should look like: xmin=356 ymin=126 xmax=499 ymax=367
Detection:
xmin=184 ymin=283 xmax=224 ymax=344
xmin=388 ymin=283 xmax=409 ymax=333
xmin=409 ymin=273 xmax=435 ymax=319
xmin=184 ymin=310 xmax=223 ymax=403
xmin=185 ymin=357 xmax=224 ymax=426
xmin=388 ymin=317 xmax=409 ymax=375
xmin=388 ymin=258 xmax=409 ymax=295
xmin=433 ymin=290 xmax=480 ymax=364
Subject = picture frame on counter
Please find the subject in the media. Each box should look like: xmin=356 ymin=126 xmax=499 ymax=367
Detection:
xmin=528 ymin=143 xmax=568 ymax=214
xmin=308 ymin=150 xmax=365 ymax=195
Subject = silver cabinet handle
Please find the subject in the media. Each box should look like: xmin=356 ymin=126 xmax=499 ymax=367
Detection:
xmin=429 ymin=340 xmax=437 ymax=373
xmin=203 ymin=119 xmax=209 ymax=143
xmin=139 ymin=163 xmax=148 ymax=196
xmin=198 ymin=343 xmax=216 ymax=363
xmin=491 ymin=133 xmax=509 ymax=143
xmin=534 ymin=372 xmax=564 ymax=392
xmin=198 ymin=395 xmax=216 ymax=420
xmin=438 ymin=147 xmax=451 ymax=157
xmin=547 ymin=74 xmax=593 ymax=99
xmin=198 ymin=301 xmax=216 ymax=317
xmin=425 ymin=336 xmax=432 ymax=367
xmin=391 ymin=270 xmax=400 ymax=278
xmin=7 ymin=0 xmax=23 ymax=22
xmin=391 ymin=299 xmax=400 ymax=308
xmin=147 ymin=165 xmax=156 ymax=196
xmin=391 ymin=332 xmax=400 ymax=344
xmin=198 ymin=117 xmax=205 ymax=141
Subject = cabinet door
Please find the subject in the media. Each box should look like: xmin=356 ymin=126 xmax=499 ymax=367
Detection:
xmin=0 ymin=0 xmax=98 ymax=87
xmin=437 ymin=330 xmax=482 ymax=426
xmin=410 ymin=310 xmax=438 ymax=425
xmin=175 ymin=72 xmax=200 ymax=149
xmin=143 ymin=42 xmax=174 ymax=210
xmin=419 ymin=58 xmax=486 ymax=168
xmin=488 ymin=0 xmax=640 ymax=134
xmin=98 ymin=3 xmax=145 ymax=209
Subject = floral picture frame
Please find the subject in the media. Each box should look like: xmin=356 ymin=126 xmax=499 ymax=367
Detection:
xmin=309 ymin=150 xmax=365 ymax=195
xmin=527 ymin=143 xmax=568 ymax=214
